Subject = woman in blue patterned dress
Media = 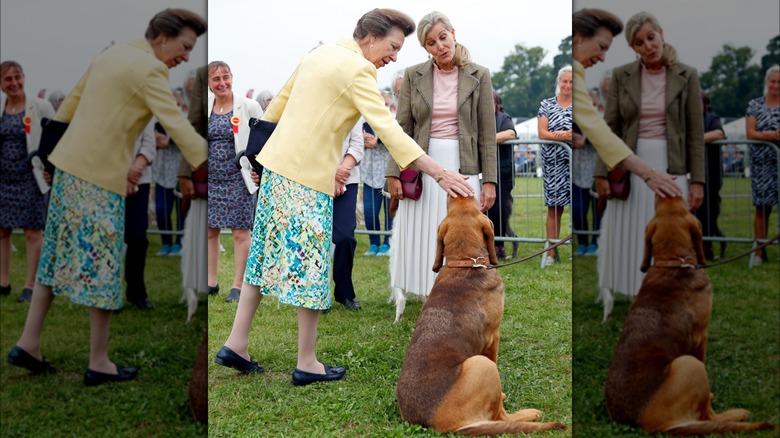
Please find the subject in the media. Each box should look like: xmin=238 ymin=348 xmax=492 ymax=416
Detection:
xmin=746 ymin=65 xmax=780 ymax=264
xmin=206 ymin=61 xmax=262 ymax=303
xmin=538 ymin=65 xmax=573 ymax=267
xmin=0 ymin=61 xmax=55 ymax=302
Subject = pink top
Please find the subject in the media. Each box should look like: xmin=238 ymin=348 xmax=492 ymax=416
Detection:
xmin=431 ymin=66 xmax=459 ymax=140
xmin=638 ymin=65 xmax=667 ymax=140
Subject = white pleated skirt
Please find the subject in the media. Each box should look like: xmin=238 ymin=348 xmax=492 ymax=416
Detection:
xmin=181 ymin=199 xmax=208 ymax=293
xmin=597 ymin=138 xmax=688 ymax=299
xmin=389 ymin=138 xmax=482 ymax=297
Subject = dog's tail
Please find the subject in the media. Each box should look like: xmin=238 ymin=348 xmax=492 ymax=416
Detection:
xmin=456 ymin=420 xmax=566 ymax=436
xmin=665 ymin=420 xmax=774 ymax=435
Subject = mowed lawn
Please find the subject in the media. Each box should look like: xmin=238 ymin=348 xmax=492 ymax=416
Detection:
xmin=208 ymin=176 xmax=574 ymax=436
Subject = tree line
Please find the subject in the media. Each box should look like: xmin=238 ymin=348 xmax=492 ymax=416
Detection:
xmin=493 ymin=35 xmax=779 ymax=120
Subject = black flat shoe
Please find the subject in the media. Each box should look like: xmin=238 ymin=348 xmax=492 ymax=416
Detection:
xmin=7 ymin=345 xmax=56 ymax=374
xmin=0 ymin=284 xmax=10 ymax=296
xmin=84 ymin=365 xmax=138 ymax=386
xmin=17 ymin=288 xmax=32 ymax=303
xmin=214 ymin=345 xmax=263 ymax=374
xmin=128 ymin=299 xmax=153 ymax=310
xmin=225 ymin=288 xmax=240 ymax=303
xmin=338 ymin=298 xmax=361 ymax=311
xmin=292 ymin=364 xmax=346 ymax=386
xmin=208 ymin=284 xmax=220 ymax=295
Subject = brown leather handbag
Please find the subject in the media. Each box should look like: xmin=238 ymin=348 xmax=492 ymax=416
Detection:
xmin=192 ymin=167 xmax=208 ymax=200
xmin=399 ymin=169 xmax=423 ymax=201
xmin=607 ymin=168 xmax=630 ymax=201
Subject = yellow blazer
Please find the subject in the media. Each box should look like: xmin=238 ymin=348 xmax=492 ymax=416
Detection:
xmin=51 ymin=39 xmax=207 ymax=195
xmin=0 ymin=93 xmax=55 ymax=155
xmin=258 ymin=39 xmax=424 ymax=195
xmin=207 ymin=92 xmax=262 ymax=154
xmin=572 ymin=60 xmax=632 ymax=169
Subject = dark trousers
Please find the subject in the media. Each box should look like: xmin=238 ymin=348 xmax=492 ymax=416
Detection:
xmin=572 ymin=184 xmax=600 ymax=247
xmin=362 ymin=183 xmax=392 ymax=247
xmin=332 ymin=183 xmax=358 ymax=302
xmin=694 ymin=145 xmax=723 ymax=238
xmin=155 ymin=184 xmax=183 ymax=246
xmin=125 ymin=183 xmax=150 ymax=302
xmin=487 ymin=177 xmax=514 ymax=248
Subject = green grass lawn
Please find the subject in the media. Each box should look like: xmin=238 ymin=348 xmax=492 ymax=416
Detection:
xmin=572 ymin=174 xmax=780 ymax=437
xmin=0 ymin=233 xmax=207 ymax=437
xmin=208 ymin=178 xmax=573 ymax=436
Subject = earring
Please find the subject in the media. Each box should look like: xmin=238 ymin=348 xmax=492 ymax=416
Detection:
xmin=370 ymin=43 xmax=374 ymax=49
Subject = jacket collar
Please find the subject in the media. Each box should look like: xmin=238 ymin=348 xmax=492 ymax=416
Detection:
xmin=129 ymin=39 xmax=155 ymax=55
xmin=412 ymin=60 xmax=479 ymax=110
xmin=620 ymin=60 xmax=688 ymax=110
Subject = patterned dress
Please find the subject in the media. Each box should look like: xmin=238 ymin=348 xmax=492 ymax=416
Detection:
xmin=207 ymin=111 xmax=254 ymax=229
xmin=746 ymin=97 xmax=779 ymax=207
xmin=0 ymin=111 xmax=47 ymax=229
xmin=538 ymin=97 xmax=572 ymax=207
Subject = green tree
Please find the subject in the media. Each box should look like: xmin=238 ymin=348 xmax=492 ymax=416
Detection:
xmin=700 ymin=44 xmax=763 ymax=118
xmin=761 ymin=35 xmax=780 ymax=75
xmin=492 ymin=44 xmax=554 ymax=119
xmin=553 ymin=36 xmax=573 ymax=72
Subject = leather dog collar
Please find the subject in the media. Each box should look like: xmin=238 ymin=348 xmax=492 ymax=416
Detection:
xmin=652 ymin=256 xmax=699 ymax=269
xmin=445 ymin=256 xmax=491 ymax=269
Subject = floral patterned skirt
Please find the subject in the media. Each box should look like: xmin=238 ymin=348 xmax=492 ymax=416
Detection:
xmin=37 ymin=170 xmax=125 ymax=310
xmin=244 ymin=169 xmax=333 ymax=310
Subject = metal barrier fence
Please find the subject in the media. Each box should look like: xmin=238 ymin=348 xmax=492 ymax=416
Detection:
xmin=569 ymin=139 xmax=779 ymax=268
xmin=354 ymin=139 xmax=573 ymax=251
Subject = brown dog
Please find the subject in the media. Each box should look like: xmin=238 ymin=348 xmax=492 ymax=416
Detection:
xmin=604 ymin=196 xmax=774 ymax=435
xmin=396 ymin=195 xmax=565 ymax=435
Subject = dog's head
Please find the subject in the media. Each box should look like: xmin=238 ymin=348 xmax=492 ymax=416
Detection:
xmin=432 ymin=195 xmax=498 ymax=272
xmin=641 ymin=195 xmax=705 ymax=271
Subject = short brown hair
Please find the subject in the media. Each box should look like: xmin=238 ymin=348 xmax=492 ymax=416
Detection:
xmin=0 ymin=60 xmax=24 ymax=77
xmin=573 ymin=8 xmax=623 ymax=39
xmin=207 ymin=61 xmax=231 ymax=76
xmin=353 ymin=8 xmax=415 ymax=40
xmin=145 ymin=8 xmax=207 ymax=40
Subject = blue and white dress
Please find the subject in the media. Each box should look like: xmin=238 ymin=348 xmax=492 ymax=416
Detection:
xmin=538 ymin=96 xmax=572 ymax=207
xmin=746 ymin=96 xmax=779 ymax=207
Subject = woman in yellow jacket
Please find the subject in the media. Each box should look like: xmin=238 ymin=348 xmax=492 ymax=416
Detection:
xmin=215 ymin=8 xmax=475 ymax=385
xmin=7 ymin=9 xmax=208 ymax=386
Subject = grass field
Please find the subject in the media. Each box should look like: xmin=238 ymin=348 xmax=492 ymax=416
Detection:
xmin=0 ymin=233 xmax=207 ymax=437
xmin=207 ymin=177 xmax=574 ymax=436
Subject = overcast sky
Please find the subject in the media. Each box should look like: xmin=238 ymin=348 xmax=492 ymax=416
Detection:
xmin=575 ymin=0 xmax=779 ymax=89
xmin=0 ymin=1 xmax=207 ymax=100
xmin=208 ymin=0 xmax=572 ymax=99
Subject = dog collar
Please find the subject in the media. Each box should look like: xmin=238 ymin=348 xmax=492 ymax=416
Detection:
xmin=652 ymin=256 xmax=699 ymax=269
xmin=445 ymin=256 xmax=492 ymax=269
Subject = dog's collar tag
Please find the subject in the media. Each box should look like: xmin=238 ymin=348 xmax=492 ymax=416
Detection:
xmin=446 ymin=256 xmax=489 ymax=269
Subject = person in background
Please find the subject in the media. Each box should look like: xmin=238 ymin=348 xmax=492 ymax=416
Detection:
xmin=538 ymin=65 xmax=573 ymax=267
xmin=47 ymin=90 xmax=65 ymax=112
xmin=0 ymin=61 xmax=55 ymax=303
xmin=330 ymin=120 xmax=364 ymax=310
xmin=572 ymin=122 xmax=601 ymax=257
xmin=206 ymin=61 xmax=262 ymax=303
xmin=123 ymin=120 xmax=156 ymax=310
xmin=486 ymin=91 xmax=517 ymax=260
xmin=386 ymin=10 xmax=497 ymax=300
xmin=361 ymin=87 xmax=395 ymax=257
xmin=255 ymin=90 xmax=274 ymax=112
xmin=152 ymin=122 xmax=184 ymax=256
xmin=181 ymin=69 xmax=197 ymax=114
xmin=571 ymin=8 xmax=681 ymax=198
xmin=215 ymin=8 xmax=474 ymax=386
xmin=745 ymin=65 xmax=780 ymax=265
xmin=6 ymin=8 xmax=207 ymax=385
xmin=593 ymin=10 xmax=704 ymax=320
xmin=694 ymin=93 xmax=725 ymax=261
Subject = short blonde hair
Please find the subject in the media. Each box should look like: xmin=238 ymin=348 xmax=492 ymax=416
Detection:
xmin=417 ymin=11 xmax=471 ymax=68
xmin=555 ymin=65 xmax=572 ymax=96
xmin=625 ymin=11 xmax=677 ymax=67
xmin=764 ymin=65 xmax=780 ymax=96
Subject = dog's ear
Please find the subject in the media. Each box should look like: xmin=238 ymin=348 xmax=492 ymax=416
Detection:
xmin=691 ymin=217 xmax=706 ymax=266
xmin=483 ymin=219 xmax=498 ymax=266
xmin=432 ymin=221 xmax=448 ymax=272
xmin=641 ymin=220 xmax=656 ymax=272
